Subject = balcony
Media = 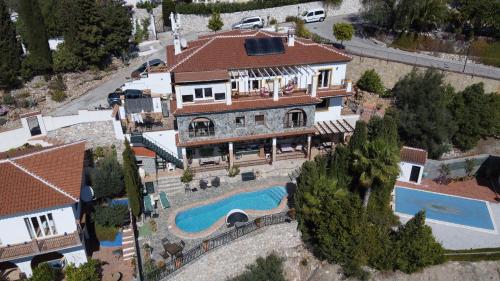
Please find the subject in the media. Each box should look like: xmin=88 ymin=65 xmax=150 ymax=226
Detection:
xmin=0 ymin=231 xmax=82 ymax=262
xmin=124 ymin=112 xmax=174 ymax=134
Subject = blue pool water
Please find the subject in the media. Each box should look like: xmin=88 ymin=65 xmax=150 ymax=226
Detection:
xmin=395 ymin=187 xmax=494 ymax=230
xmin=100 ymin=232 xmax=123 ymax=247
xmin=176 ymin=186 xmax=287 ymax=233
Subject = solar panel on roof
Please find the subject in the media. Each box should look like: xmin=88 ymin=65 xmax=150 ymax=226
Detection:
xmin=245 ymin=37 xmax=285 ymax=56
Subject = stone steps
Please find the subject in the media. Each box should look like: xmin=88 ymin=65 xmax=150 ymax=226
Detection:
xmin=157 ymin=176 xmax=185 ymax=196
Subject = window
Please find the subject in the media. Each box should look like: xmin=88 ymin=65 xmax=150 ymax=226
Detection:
xmin=317 ymin=69 xmax=331 ymax=88
xmin=24 ymin=213 xmax=57 ymax=239
xmin=189 ymin=118 xmax=215 ymax=138
xmin=236 ymin=116 xmax=245 ymax=126
xmin=231 ymin=81 xmax=238 ymax=91
xmin=316 ymin=98 xmax=330 ymax=110
xmin=194 ymin=88 xmax=213 ymax=99
xmin=255 ymin=115 xmax=265 ymax=125
xmin=182 ymin=95 xmax=194 ymax=103
xmin=248 ymin=80 xmax=260 ymax=91
xmin=315 ymin=11 xmax=324 ymax=15
xmin=285 ymin=109 xmax=306 ymax=128
xmin=27 ymin=116 xmax=41 ymax=136
xmin=214 ymin=93 xmax=226 ymax=101
xmin=307 ymin=12 xmax=313 ymax=17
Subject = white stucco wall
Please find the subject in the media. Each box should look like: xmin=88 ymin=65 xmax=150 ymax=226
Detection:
xmin=0 ymin=205 xmax=78 ymax=245
xmin=397 ymin=161 xmax=424 ymax=184
xmin=142 ymin=130 xmax=180 ymax=158
xmin=122 ymin=72 xmax=172 ymax=95
xmin=311 ymin=62 xmax=348 ymax=86
xmin=0 ymin=128 xmax=31 ymax=152
xmin=315 ymin=96 xmax=343 ymax=121
xmin=177 ymin=82 xmax=227 ymax=101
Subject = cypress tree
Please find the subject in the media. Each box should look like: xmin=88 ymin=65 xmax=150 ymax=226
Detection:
xmin=18 ymin=0 xmax=52 ymax=75
xmin=0 ymin=0 xmax=22 ymax=88
xmin=122 ymin=140 xmax=142 ymax=218
xmin=162 ymin=0 xmax=175 ymax=27
xmin=347 ymin=120 xmax=368 ymax=152
xmin=98 ymin=0 xmax=132 ymax=57
xmin=60 ymin=0 xmax=105 ymax=67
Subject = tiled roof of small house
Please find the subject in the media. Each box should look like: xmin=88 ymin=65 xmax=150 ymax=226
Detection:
xmin=132 ymin=147 xmax=156 ymax=158
xmin=400 ymin=146 xmax=427 ymax=166
xmin=0 ymin=142 xmax=86 ymax=217
xmin=158 ymin=29 xmax=352 ymax=74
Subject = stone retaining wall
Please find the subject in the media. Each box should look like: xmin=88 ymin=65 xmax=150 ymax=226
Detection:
xmin=347 ymin=55 xmax=500 ymax=93
xmin=47 ymin=121 xmax=124 ymax=153
xmin=156 ymin=0 xmax=361 ymax=34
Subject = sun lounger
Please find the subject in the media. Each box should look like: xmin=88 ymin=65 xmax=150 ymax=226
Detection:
xmin=159 ymin=191 xmax=170 ymax=209
xmin=143 ymin=195 xmax=154 ymax=213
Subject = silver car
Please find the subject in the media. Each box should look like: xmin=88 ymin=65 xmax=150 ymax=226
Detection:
xmin=232 ymin=16 xmax=264 ymax=29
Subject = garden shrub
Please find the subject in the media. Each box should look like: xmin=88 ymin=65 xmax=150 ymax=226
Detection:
xmin=228 ymin=165 xmax=240 ymax=177
xmin=65 ymin=259 xmax=101 ymax=281
xmin=91 ymin=153 xmax=124 ymax=199
xmin=2 ymin=93 xmax=16 ymax=105
xmin=92 ymin=204 xmax=129 ymax=227
xmin=230 ymin=253 xmax=286 ymax=281
xmin=95 ymin=224 xmax=119 ymax=241
xmin=357 ymin=69 xmax=385 ymax=95
xmin=269 ymin=17 xmax=277 ymax=25
xmin=285 ymin=16 xmax=298 ymax=22
xmin=52 ymin=43 xmax=84 ymax=73
xmin=30 ymin=263 xmax=59 ymax=281
xmin=50 ymin=90 xmax=67 ymax=102
xmin=180 ymin=168 xmax=194 ymax=183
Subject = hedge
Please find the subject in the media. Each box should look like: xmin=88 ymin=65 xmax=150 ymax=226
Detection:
xmin=175 ymin=0 xmax=318 ymax=15
xmin=95 ymin=224 xmax=119 ymax=241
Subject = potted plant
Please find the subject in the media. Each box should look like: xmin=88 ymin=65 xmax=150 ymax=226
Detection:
xmin=181 ymin=168 xmax=194 ymax=189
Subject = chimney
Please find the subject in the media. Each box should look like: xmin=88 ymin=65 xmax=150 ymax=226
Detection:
xmin=174 ymin=33 xmax=182 ymax=55
xmin=287 ymin=29 xmax=295 ymax=47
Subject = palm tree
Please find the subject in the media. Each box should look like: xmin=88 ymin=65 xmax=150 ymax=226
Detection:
xmin=351 ymin=138 xmax=400 ymax=208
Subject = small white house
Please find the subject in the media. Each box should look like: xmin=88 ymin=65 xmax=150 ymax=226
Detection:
xmin=398 ymin=146 xmax=427 ymax=184
xmin=0 ymin=142 xmax=88 ymax=278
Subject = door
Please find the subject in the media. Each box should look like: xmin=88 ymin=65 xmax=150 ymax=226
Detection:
xmin=306 ymin=12 xmax=314 ymax=22
xmin=317 ymin=69 xmax=331 ymax=88
xmin=409 ymin=165 xmax=421 ymax=183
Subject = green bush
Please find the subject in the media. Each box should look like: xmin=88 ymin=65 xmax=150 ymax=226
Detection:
xmin=175 ymin=0 xmax=317 ymax=15
xmin=269 ymin=18 xmax=277 ymax=25
xmin=230 ymin=253 xmax=285 ymax=281
xmin=357 ymin=69 xmax=385 ymax=95
xmin=95 ymin=224 xmax=119 ymax=241
xmin=65 ymin=259 xmax=101 ymax=281
xmin=92 ymin=204 xmax=129 ymax=227
xmin=180 ymin=168 xmax=194 ymax=183
xmin=91 ymin=153 xmax=124 ymax=199
xmin=2 ymin=94 xmax=16 ymax=105
xmin=29 ymin=263 xmax=59 ymax=281
xmin=285 ymin=16 xmax=298 ymax=22
xmin=228 ymin=165 xmax=240 ymax=177
xmin=52 ymin=43 xmax=84 ymax=73
xmin=48 ymin=75 xmax=66 ymax=92
xmin=136 ymin=0 xmax=159 ymax=13
xmin=207 ymin=12 xmax=224 ymax=32
xmin=50 ymin=90 xmax=67 ymax=102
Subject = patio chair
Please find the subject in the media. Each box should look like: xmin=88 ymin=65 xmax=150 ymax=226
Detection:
xmin=211 ymin=176 xmax=220 ymax=187
xmin=199 ymin=179 xmax=208 ymax=189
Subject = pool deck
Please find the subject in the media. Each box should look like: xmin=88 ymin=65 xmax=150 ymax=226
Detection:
xmin=166 ymin=184 xmax=289 ymax=239
xmin=395 ymin=180 xmax=500 ymax=249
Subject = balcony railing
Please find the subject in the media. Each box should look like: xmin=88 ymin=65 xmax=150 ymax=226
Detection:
xmin=0 ymin=231 xmax=82 ymax=262
xmin=188 ymin=128 xmax=215 ymax=138
xmin=284 ymin=120 xmax=306 ymax=128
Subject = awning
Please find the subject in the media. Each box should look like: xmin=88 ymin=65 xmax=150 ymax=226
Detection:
xmin=315 ymin=119 xmax=356 ymax=135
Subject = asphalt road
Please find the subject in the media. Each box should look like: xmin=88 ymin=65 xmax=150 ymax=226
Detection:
xmin=307 ymin=15 xmax=500 ymax=80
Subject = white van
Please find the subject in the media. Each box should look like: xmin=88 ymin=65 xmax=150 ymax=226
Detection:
xmin=300 ymin=8 xmax=326 ymax=23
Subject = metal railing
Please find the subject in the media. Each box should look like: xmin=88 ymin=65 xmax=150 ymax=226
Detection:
xmin=143 ymin=211 xmax=292 ymax=281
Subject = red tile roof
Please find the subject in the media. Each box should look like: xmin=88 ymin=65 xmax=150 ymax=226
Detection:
xmin=162 ymin=30 xmax=351 ymax=73
xmin=172 ymin=94 xmax=321 ymax=116
xmin=400 ymin=146 xmax=427 ymax=165
xmin=132 ymin=147 xmax=156 ymax=158
xmin=175 ymin=70 xmax=229 ymax=83
xmin=0 ymin=142 xmax=86 ymax=217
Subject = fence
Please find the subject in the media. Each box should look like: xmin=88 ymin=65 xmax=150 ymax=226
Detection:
xmin=143 ymin=211 xmax=292 ymax=281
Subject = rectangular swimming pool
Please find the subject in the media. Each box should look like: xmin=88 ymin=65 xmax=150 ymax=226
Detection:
xmin=395 ymin=187 xmax=495 ymax=231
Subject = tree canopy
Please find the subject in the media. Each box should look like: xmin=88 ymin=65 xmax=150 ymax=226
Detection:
xmin=0 ymin=0 xmax=22 ymax=89
xmin=123 ymin=139 xmax=142 ymax=217
xmin=65 ymin=259 xmax=101 ymax=281
xmin=207 ymin=12 xmax=223 ymax=32
xmin=392 ymin=69 xmax=456 ymax=158
xmin=91 ymin=152 xmax=124 ymax=200
xmin=333 ymin=22 xmax=354 ymax=46
xmin=230 ymin=253 xmax=286 ymax=281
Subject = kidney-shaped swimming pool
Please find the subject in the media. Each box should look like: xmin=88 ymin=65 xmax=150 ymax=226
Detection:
xmin=175 ymin=186 xmax=287 ymax=233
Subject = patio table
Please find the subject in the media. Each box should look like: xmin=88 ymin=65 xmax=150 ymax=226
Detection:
xmin=163 ymin=243 xmax=183 ymax=258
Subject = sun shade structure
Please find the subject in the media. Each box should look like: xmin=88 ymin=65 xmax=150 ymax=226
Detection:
xmin=125 ymin=97 xmax=153 ymax=114
xmin=245 ymin=37 xmax=285 ymax=56
xmin=226 ymin=209 xmax=249 ymax=227
xmin=315 ymin=119 xmax=356 ymax=135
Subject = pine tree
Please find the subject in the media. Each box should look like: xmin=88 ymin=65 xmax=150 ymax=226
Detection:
xmin=122 ymin=140 xmax=142 ymax=217
xmin=19 ymin=0 xmax=52 ymax=76
xmin=98 ymin=0 xmax=132 ymax=57
xmin=0 ymin=0 xmax=22 ymax=88
xmin=60 ymin=0 xmax=105 ymax=68
xmin=207 ymin=12 xmax=223 ymax=32
xmin=162 ymin=0 xmax=175 ymax=27
xmin=347 ymin=120 xmax=368 ymax=152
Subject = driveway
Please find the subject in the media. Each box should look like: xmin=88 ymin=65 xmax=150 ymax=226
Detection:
xmin=307 ymin=15 xmax=500 ymax=80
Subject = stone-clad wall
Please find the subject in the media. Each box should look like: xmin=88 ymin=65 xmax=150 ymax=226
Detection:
xmin=162 ymin=0 xmax=361 ymax=34
xmin=177 ymin=105 xmax=316 ymax=143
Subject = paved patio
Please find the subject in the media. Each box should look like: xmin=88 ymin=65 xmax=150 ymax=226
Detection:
xmin=92 ymin=246 xmax=135 ymax=281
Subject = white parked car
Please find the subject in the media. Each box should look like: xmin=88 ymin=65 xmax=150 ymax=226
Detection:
xmin=232 ymin=16 xmax=265 ymax=29
xmin=300 ymin=8 xmax=326 ymax=23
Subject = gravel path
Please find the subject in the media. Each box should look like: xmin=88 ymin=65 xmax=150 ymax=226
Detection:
xmin=167 ymin=222 xmax=301 ymax=281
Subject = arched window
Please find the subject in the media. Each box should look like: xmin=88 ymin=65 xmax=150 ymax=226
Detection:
xmin=189 ymin=117 xmax=215 ymax=137
xmin=284 ymin=109 xmax=307 ymax=128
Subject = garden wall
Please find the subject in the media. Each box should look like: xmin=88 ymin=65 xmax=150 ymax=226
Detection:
xmin=156 ymin=0 xmax=361 ymax=34
xmin=423 ymin=154 xmax=490 ymax=180
xmin=347 ymin=55 xmax=500 ymax=93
